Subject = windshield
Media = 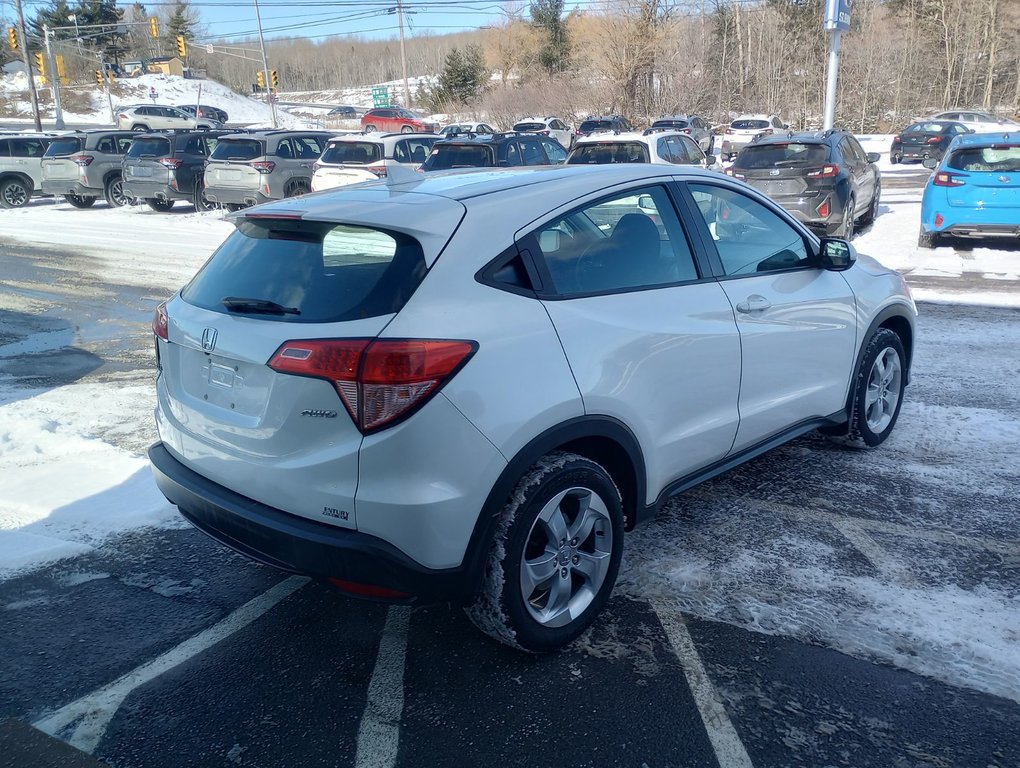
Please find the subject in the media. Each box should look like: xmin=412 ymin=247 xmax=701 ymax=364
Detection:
xmin=209 ymin=139 xmax=264 ymax=161
xmin=732 ymin=119 xmax=769 ymax=130
xmin=44 ymin=137 xmax=83 ymax=156
xmin=567 ymin=142 xmax=649 ymax=164
xmin=513 ymin=122 xmax=547 ymax=132
xmin=320 ymin=141 xmax=383 ymax=165
xmin=182 ymin=220 xmax=427 ymax=323
xmin=734 ymin=143 xmax=829 ymax=169
xmin=422 ymin=144 xmax=493 ymax=170
xmin=126 ymin=137 xmax=172 ymax=158
xmin=947 ymin=145 xmax=1020 ymax=172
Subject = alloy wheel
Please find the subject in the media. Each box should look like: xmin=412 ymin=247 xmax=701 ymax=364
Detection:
xmin=864 ymin=347 xmax=902 ymax=434
xmin=3 ymin=182 xmax=28 ymax=207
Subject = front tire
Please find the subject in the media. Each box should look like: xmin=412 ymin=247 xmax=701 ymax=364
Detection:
xmin=859 ymin=182 xmax=880 ymax=227
xmin=845 ymin=328 xmax=906 ymax=448
xmin=0 ymin=177 xmax=31 ymax=208
xmin=465 ymin=452 xmax=624 ymax=653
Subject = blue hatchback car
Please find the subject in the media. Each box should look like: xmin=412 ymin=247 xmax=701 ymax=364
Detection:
xmin=919 ymin=131 xmax=1020 ymax=248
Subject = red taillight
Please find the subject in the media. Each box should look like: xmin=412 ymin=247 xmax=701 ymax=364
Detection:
xmin=152 ymin=301 xmax=169 ymax=341
xmin=69 ymin=154 xmax=94 ymax=167
xmin=159 ymin=157 xmax=183 ymax=169
xmin=933 ymin=171 xmax=966 ymax=187
xmin=250 ymin=160 xmax=275 ymax=173
xmin=541 ymin=130 xmax=550 ymax=136
xmin=723 ymin=168 xmax=744 ymax=178
xmin=365 ymin=164 xmax=388 ymax=178
xmin=117 ymin=113 xmax=128 ymax=120
xmin=816 ymin=198 xmax=831 ymax=218
xmin=268 ymin=338 xmax=476 ymax=432
xmin=725 ymin=128 xmax=734 ymax=135
xmin=926 ymin=136 xmax=944 ymax=144
xmin=682 ymin=128 xmax=691 ymax=134
xmin=807 ymin=164 xmax=839 ymax=178
xmin=934 ymin=213 xmax=945 ymax=228
xmin=892 ymin=136 xmax=902 ymax=144
xmin=328 ymin=578 xmax=411 ymax=601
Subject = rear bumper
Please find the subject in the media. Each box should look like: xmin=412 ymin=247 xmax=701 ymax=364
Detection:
xmin=204 ymin=186 xmax=273 ymax=206
xmin=148 ymin=441 xmax=477 ymax=604
xmin=934 ymin=223 xmax=1020 ymax=239
xmin=41 ymin=180 xmax=98 ymax=197
xmin=122 ymin=179 xmax=190 ymax=202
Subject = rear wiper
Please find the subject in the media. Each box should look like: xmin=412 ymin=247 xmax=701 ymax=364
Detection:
xmin=221 ymin=297 xmax=301 ymax=315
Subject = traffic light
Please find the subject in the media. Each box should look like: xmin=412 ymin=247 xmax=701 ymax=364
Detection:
xmin=7 ymin=27 xmax=17 ymax=51
xmin=55 ymin=54 xmax=66 ymax=79
xmin=149 ymin=17 xmax=158 ymax=37
xmin=256 ymin=71 xmax=265 ymax=89
xmin=95 ymin=69 xmax=104 ymax=86
xmin=33 ymin=52 xmax=44 ymax=75
xmin=270 ymin=70 xmax=278 ymax=89
xmin=176 ymin=35 xmax=186 ymax=58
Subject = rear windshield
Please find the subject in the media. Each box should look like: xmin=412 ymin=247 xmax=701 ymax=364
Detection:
xmin=580 ymin=120 xmax=612 ymax=132
xmin=513 ymin=122 xmax=547 ymax=132
xmin=320 ymin=141 xmax=383 ymax=165
xmin=947 ymin=145 xmax=1020 ymax=172
xmin=209 ymin=139 xmax=264 ymax=161
xmin=422 ymin=144 xmax=493 ymax=170
xmin=652 ymin=119 xmax=689 ymax=130
xmin=567 ymin=142 xmax=649 ymax=164
xmin=734 ymin=143 xmax=829 ymax=169
xmin=731 ymin=119 xmax=769 ymax=130
xmin=182 ymin=220 xmax=427 ymax=323
xmin=904 ymin=122 xmax=950 ymax=134
xmin=44 ymin=137 xmax=84 ymax=156
xmin=126 ymin=137 xmax=172 ymax=158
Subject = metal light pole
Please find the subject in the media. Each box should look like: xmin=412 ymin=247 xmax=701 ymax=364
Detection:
xmin=397 ymin=0 xmax=410 ymax=107
xmin=13 ymin=0 xmax=41 ymax=131
xmin=43 ymin=26 xmax=65 ymax=130
xmin=252 ymin=0 xmax=278 ymax=128
xmin=822 ymin=30 xmax=842 ymax=130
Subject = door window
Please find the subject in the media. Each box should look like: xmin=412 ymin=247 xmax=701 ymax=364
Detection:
xmin=10 ymin=139 xmax=45 ymax=158
xmin=540 ymin=138 xmax=567 ymax=163
xmin=275 ymin=139 xmax=295 ymax=159
xmin=183 ymin=135 xmax=205 ymax=155
xmin=520 ymin=140 xmax=547 ymax=165
xmin=116 ymin=137 xmax=133 ymax=154
xmin=681 ymin=136 xmax=705 ymax=163
xmin=529 ymin=185 xmax=699 ymax=295
xmin=666 ymin=136 xmax=690 ymax=164
xmin=96 ymin=136 xmax=117 ymax=154
xmin=503 ymin=142 xmax=522 ymax=166
xmin=688 ymin=183 xmax=811 ymax=276
xmin=294 ymin=136 xmax=323 ymax=158
xmin=0 ymin=141 xmax=9 ymax=157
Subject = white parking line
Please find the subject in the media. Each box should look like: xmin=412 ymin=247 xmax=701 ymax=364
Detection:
xmin=650 ymin=599 xmax=755 ymax=768
xmin=355 ymin=606 xmax=412 ymax=768
xmin=33 ymin=575 xmax=309 ymax=753
xmin=831 ymin=520 xmax=913 ymax=585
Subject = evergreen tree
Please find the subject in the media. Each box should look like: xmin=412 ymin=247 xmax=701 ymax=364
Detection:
xmin=29 ymin=0 xmax=75 ymax=41
xmin=529 ymin=0 xmax=570 ymax=75
xmin=436 ymin=45 xmax=487 ymax=104
xmin=165 ymin=1 xmax=196 ymax=43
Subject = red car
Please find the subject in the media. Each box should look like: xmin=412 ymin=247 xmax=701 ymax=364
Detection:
xmin=361 ymin=107 xmax=439 ymax=134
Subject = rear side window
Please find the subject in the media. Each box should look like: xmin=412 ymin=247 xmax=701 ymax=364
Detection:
xmin=393 ymin=137 xmax=437 ymax=163
xmin=127 ymin=137 xmax=172 ymax=157
xmin=321 ymin=141 xmax=383 ymax=165
xmin=44 ymin=137 xmax=83 ymax=156
xmin=423 ymin=144 xmax=493 ymax=170
xmin=210 ymin=139 xmax=264 ymax=161
xmin=947 ymin=145 xmax=1020 ymax=172
xmin=567 ymin=142 xmax=648 ymax=164
xmin=734 ymin=143 xmax=829 ymax=169
xmin=182 ymin=220 xmax=427 ymax=323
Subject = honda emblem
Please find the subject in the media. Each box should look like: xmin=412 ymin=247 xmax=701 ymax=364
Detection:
xmin=201 ymin=328 xmax=218 ymax=351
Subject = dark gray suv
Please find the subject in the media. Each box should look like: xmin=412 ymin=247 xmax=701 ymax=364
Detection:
xmin=122 ymin=130 xmax=232 ymax=211
xmin=725 ymin=129 xmax=881 ymax=239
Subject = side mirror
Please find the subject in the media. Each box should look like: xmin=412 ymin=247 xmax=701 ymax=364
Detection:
xmin=704 ymin=154 xmax=718 ymax=166
xmin=922 ymin=157 xmax=939 ymax=170
xmin=782 ymin=123 xmax=790 ymax=130
xmin=819 ymin=238 xmax=856 ymax=271
xmin=866 ymin=152 xmax=880 ymax=164
xmin=637 ymin=194 xmax=655 ymax=209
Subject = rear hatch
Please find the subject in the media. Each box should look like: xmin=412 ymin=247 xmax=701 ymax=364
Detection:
xmin=945 ymin=144 xmax=1020 ymax=209
xmin=421 ymin=142 xmax=494 ymax=170
xmin=41 ymin=135 xmax=84 ymax=180
xmin=729 ymin=142 xmax=831 ymax=198
xmin=205 ymin=137 xmax=265 ymax=189
xmin=313 ymin=140 xmax=384 ymax=189
xmin=899 ymin=123 xmax=949 ymax=155
xmin=157 ymin=199 xmax=465 ymax=527
xmin=123 ymin=135 xmax=173 ymax=183
xmin=727 ymin=119 xmax=771 ymax=143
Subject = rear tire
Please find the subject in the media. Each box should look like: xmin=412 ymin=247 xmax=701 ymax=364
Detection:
xmin=364 ymin=124 xmax=378 ymax=133
xmin=104 ymin=175 xmax=131 ymax=207
xmin=145 ymin=198 xmax=175 ymax=212
xmin=131 ymin=124 xmax=148 ymax=132
xmin=285 ymin=180 xmax=310 ymax=198
xmin=400 ymin=125 xmax=414 ymax=134
xmin=225 ymin=203 xmax=245 ymax=212
xmin=0 ymin=178 xmax=31 ymax=208
xmin=465 ymin=452 xmax=624 ymax=653
xmin=193 ymin=182 xmax=217 ymax=212
xmin=890 ymin=153 xmax=900 ymax=165
xmin=63 ymin=194 xmax=96 ymax=208
xmin=917 ymin=229 xmax=939 ymax=249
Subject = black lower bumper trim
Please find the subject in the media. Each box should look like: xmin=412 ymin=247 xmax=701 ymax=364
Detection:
xmin=147 ymin=442 xmax=474 ymax=604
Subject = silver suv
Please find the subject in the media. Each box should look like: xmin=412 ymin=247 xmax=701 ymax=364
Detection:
xmin=0 ymin=134 xmax=53 ymax=208
xmin=117 ymin=104 xmax=221 ymax=132
xmin=41 ymin=130 xmax=136 ymax=207
xmin=311 ymin=132 xmax=439 ymax=191
xmin=203 ymin=131 xmax=333 ymax=208
xmin=149 ymin=165 xmax=915 ymax=652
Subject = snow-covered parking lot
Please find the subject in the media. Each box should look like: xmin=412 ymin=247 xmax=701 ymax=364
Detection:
xmin=1 ymin=160 xmax=1018 ymax=766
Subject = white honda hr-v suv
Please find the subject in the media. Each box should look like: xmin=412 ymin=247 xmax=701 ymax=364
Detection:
xmin=149 ymin=164 xmax=916 ymax=652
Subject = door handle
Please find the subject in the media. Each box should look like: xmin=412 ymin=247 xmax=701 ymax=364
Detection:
xmin=736 ymin=295 xmax=771 ymax=314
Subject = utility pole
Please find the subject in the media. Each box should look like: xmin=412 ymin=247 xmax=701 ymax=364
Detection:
xmin=13 ymin=0 xmax=42 ymax=131
xmin=252 ymin=0 xmax=278 ymax=128
xmin=397 ymin=0 xmax=410 ymax=107
xmin=43 ymin=26 xmax=65 ymax=130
